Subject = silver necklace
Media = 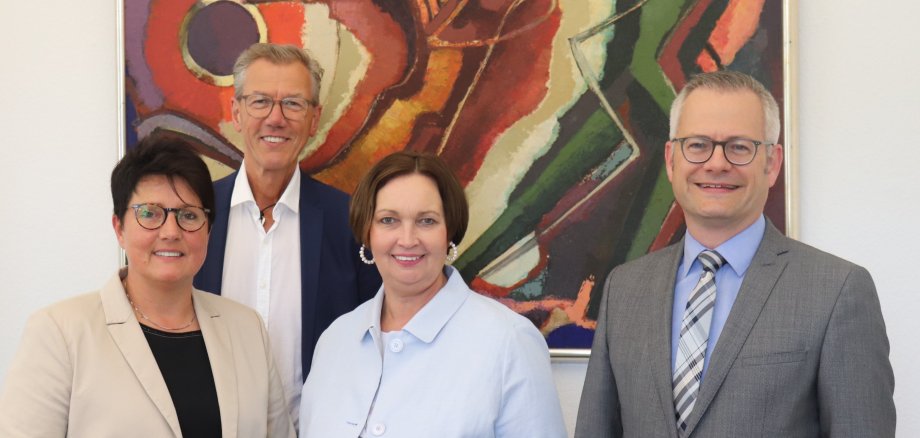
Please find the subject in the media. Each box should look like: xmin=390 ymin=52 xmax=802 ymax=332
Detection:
xmin=123 ymin=280 xmax=197 ymax=331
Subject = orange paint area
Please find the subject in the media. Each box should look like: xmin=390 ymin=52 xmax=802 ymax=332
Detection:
xmin=145 ymin=0 xmax=223 ymax=126
xmin=314 ymin=48 xmax=465 ymax=193
xmin=497 ymin=276 xmax=597 ymax=334
xmin=260 ymin=3 xmax=305 ymax=45
xmin=696 ymin=0 xmax=765 ymax=71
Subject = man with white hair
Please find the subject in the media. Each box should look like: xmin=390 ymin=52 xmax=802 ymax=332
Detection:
xmin=194 ymin=43 xmax=380 ymax=429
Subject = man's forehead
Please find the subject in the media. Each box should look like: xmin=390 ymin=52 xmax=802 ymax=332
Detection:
xmin=239 ymin=59 xmax=312 ymax=93
xmin=678 ymin=88 xmax=764 ymax=134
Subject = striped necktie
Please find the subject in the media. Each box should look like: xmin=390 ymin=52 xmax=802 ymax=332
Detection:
xmin=673 ymin=249 xmax=726 ymax=432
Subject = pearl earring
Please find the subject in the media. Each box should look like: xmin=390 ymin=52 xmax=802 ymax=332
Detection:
xmin=445 ymin=242 xmax=459 ymax=264
xmin=359 ymin=244 xmax=374 ymax=265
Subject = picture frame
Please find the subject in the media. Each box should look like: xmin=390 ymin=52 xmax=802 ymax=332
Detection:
xmin=117 ymin=0 xmax=796 ymax=358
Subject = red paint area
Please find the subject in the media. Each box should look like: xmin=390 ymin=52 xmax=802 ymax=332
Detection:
xmin=145 ymin=0 xmax=223 ymax=127
xmin=438 ymin=0 xmax=561 ymax=185
xmin=301 ymin=1 xmax=410 ymax=170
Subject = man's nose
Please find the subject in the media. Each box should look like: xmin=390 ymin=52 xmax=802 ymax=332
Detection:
xmin=265 ymin=101 xmax=288 ymax=125
xmin=704 ymin=144 xmax=733 ymax=170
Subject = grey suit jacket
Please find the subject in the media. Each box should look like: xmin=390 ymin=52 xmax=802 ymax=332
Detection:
xmin=575 ymin=222 xmax=895 ymax=437
xmin=0 ymin=270 xmax=295 ymax=437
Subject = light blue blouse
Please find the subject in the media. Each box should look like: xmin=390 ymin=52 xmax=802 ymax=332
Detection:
xmin=300 ymin=266 xmax=566 ymax=438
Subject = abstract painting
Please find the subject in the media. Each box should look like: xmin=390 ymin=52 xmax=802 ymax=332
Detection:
xmin=123 ymin=0 xmax=792 ymax=354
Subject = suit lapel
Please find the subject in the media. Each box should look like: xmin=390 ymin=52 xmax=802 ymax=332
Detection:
xmin=102 ymin=272 xmax=182 ymax=437
xmin=649 ymin=243 xmax=684 ymax=438
xmin=299 ymin=173 xmax=323 ymax=380
xmin=196 ymin=292 xmax=239 ymax=438
xmin=194 ymin=173 xmax=234 ymax=294
xmin=681 ymin=223 xmax=790 ymax=436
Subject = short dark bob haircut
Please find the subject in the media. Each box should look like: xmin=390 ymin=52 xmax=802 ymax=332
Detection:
xmin=111 ymin=133 xmax=215 ymax=227
xmin=350 ymin=151 xmax=468 ymax=246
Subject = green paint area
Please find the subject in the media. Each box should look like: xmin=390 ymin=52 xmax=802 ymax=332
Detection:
xmin=457 ymin=109 xmax=625 ymax=278
xmin=625 ymin=164 xmax=674 ymax=262
xmin=629 ymin=0 xmax=690 ymax=112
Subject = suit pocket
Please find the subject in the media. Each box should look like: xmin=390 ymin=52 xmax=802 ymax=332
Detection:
xmin=740 ymin=349 xmax=807 ymax=367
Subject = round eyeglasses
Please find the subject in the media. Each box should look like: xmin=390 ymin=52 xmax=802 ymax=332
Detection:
xmin=129 ymin=204 xmax=210 ymax=232
xmin=238 ymin=94 xmax=317 ymax=121
xmin=672 ymin=136 xmax=774 ymax=166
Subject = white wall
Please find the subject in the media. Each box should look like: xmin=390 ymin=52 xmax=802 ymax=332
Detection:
xmin=1 ymin=1 xmax=917 ymax=436
xmin=796 ymin=1 xmax=920 ymax=434
xmin=0 ymin=0 xmax=120 ymax=376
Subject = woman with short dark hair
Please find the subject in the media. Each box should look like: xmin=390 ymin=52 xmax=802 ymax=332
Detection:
xmin=0 ymin=135 xmax=294 ymax=437
xmin=300 ymin=151 xmax=566 ymax=437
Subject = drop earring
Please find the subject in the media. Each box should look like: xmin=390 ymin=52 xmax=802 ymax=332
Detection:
xmin=445 ymin=241 xmax=459 ymax=264
xmin=359 ymin=244 xmax=375 ymax=265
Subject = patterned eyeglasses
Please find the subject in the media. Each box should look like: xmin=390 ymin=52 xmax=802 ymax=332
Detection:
xmin=129 ymin=204 xmax=210 ymax=232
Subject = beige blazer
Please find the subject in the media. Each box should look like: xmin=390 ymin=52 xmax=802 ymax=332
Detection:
xmin=0 ymin=271 xmax=295 ymax=438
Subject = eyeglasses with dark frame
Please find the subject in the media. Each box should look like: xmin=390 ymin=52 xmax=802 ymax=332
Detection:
xmin=671 ymin=136 xmax=775 ymax=166
xmin=129 ymin=204 xmax=211 ymax=232
xmin=237 ymin=94 xmax=318 ymax=121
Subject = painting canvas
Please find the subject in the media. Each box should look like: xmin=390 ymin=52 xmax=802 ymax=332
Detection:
xmin=122 ymin=0 xmax=791 ymax=354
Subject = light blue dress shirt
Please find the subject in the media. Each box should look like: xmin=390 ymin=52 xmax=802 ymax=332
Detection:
xmin=670 ymin=215 xmax=765 ymax=379
xmin=300 ymin=266 xmax=566 ymax=438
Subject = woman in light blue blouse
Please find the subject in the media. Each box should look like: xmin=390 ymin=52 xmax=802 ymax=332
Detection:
xmin=300 ymin=151 xmax=566 ymax=437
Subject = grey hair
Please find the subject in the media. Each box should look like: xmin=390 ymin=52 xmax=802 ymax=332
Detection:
xmin=232 ymin=43 xmax=324 ymax=101
xmin=669 ymin=71 xmax=781 ymax=145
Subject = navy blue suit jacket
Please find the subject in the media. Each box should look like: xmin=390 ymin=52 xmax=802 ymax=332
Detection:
xmin=194 ymin=171 xmax=381 ymax=380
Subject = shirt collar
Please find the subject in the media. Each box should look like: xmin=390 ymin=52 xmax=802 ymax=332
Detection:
xmin=359 ymin=266 xmax=470 ymax=344
xmin=229 ymin=161 xmax=301 ymax=214
xmin=680 ymin=215 xmax=765 ymax=278
xmin=361 ymin=287 xmax=386 ymax=341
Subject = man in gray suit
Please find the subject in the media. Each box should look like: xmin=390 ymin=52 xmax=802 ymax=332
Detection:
xmin=575 ymin=71 xmax=895 ymax=437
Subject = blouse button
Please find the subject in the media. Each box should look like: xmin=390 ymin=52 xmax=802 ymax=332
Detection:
xmin=372 ymin=423 xmax=386 ymax=435
xmin=389 ymin=338 xmax=404 ymax=353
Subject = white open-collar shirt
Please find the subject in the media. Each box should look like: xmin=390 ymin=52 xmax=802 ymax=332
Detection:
xmin=222 ymin=162 xmax=303 ymax=429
